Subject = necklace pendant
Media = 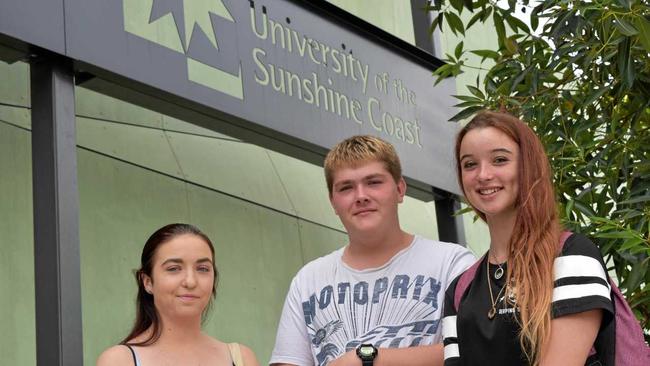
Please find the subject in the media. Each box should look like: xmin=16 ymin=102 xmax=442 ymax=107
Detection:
xmin=494 ymin=266 xmax=504 ymax=280
xmin=488 ymin=307 xmax=496 ymax=320
xmin=507 ymin=284 xmax=517 ymax=305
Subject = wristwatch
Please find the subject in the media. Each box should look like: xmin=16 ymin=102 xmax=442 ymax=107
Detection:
xmin=356 ymin=344 xmax=378 ymax=366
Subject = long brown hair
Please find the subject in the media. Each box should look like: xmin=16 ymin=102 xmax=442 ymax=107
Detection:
xmin=120 ymin=223 xmax=219 ymax=346
xmin=455 ymin=111 xmax=561 ymax=364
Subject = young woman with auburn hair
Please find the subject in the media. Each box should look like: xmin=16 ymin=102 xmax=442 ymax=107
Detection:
xmin=442 ymin=111 xmax=615 ymax=366
xmin=97 ymin=223 xmax=260 ymax=366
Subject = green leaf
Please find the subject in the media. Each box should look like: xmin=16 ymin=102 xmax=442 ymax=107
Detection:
xmin=463 ymin=0 xmax=473 ymax=11
xmin=467 ymin=9 xmax=485 ymax=30
xmin=505 ymin=13 xmax=530 ymax=33
xmin=624 ymin=261 xmax=647 ymax=294
xmin=595 ymin=231 xmax=636 ymax=240
xmin=453 ymin=205 xmax=474 ymax=216
xmin=481 ymin=7 xmax=493 ymax=22
xmin=454 ymin=100 xmax=484 ymax=108
xmin=455 ymin=41 xmax=464 ymax=59
xmin=449 ymin=105 xmax=483 ymax=122
xmin=428 ymin=14 xmax=441 ymax=36
xmin=617 ymin=37 xmax=635 ymax=89
xmin=565 ymin=198 xmax=575 ymax=220
xmin=470 ymin=49 xmax=500 ymax=62
xmin=467 ymin=85 xmax=485 ymax=99
xmin=493 ymin=12 xmax=506 ymax=46
xmin=485 ymin=77 xmax=497 ymax=93
xmin=634 ymin=17 xmax=650 ymax=53
xmin=432 ymin=63 xmax=454 ymax=84
xmin=616 ymin=0 xmax=632 ymax=10
xmin=583 ymin=87 xmax=609 ymax=107
xmin=452 ymin=95 xmax=483 ymax=103
xmin=620 ymin=237 xmax=646 ymax=251
xmin=446 ymin=11 xmax=465 ymax=36
xmin=530 ymin=8 xmax=539 ymax=31
xmin=574 ymin=200 xmax=596 ymax=218
xmin=614 ymin=18 xmax=638 ymax=36
xmin=619 ymin=195 xmax=650 ymax=205
xmin=450 ymin=0 xmax=464 ymax=13
xmin=509 ymin=66 xmax=530 ymax=94
xmin=504 ymin=36 xmax=518 ymax=55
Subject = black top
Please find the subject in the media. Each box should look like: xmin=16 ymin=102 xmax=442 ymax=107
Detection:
xmin=442 ymin=233 xmax=615 ymax=366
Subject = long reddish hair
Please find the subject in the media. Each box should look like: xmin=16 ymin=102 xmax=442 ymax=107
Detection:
xmin=455 ymin=111 xmax=561 ymax=364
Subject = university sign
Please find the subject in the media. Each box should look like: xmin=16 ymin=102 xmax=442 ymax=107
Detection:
xmin=1 ymin=0 xmax=461 ymax=196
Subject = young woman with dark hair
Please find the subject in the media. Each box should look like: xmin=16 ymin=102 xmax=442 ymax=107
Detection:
xmin=442 ymin=111 xmax=615 ymax=366
xmin=97 ymin=223 xmax=259 ymax=366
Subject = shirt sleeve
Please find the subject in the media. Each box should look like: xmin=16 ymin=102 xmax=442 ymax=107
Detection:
xmin=551 ymin=233 xmax=614 ymax=319
xmin=446 ymin=247 xmax=477 ymax=292
xmin=442 ymin=277 xmax=461 ymax=366
xmin=269 ymin=276 xmax=315 ymax=366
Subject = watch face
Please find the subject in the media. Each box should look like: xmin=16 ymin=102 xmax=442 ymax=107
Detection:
xmin=357 ymin=344 xmax=377 ymax=359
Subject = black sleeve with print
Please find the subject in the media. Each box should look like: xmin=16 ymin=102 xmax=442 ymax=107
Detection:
xmin=552 ymin=233 xmax=615 ymax=366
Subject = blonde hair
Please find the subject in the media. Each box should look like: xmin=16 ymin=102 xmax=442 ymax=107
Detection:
xmin=455 ymin=111 xmax=561 ymax=364
xmin=324 ymin=135 xmax=402 ymax=195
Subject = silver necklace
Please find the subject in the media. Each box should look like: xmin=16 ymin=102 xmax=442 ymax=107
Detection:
xmin=493 ymin=264 xmax=505 ymax=280
xmin=489 ymin=251 xmax=506 ymax=280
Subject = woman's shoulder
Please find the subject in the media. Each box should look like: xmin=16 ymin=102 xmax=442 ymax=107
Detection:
xmin=223 ymin=341 xmax=260 ymax=366
xmin=203 ymin=335 xmax=260 ymax=366
xmin=236 ymin=343 xmax=260 ymax=366
xmin=96 ymin=345 xmax=134 ymax=366
xmin=561 ymin=232 xmax=603 ymax=261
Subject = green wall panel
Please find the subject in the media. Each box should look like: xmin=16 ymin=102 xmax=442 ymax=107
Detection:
xmin=162 ymin=114 xmax=234 ymax=139
xmin=76 ymin=87 xmax=232 ymax=139
xmin=0 ymin=103 xmax=30 ymax=129
xmin=76 ymin=116 xmax=184 ymax=177
xmin=0 ymin=61 xmax=29 ymax=107
xmin=297 ymin=220 xmax=348 ymax=265
xmin=167 ymin=132 xmax=297 ymax=216
xmin=266 ymin=150 xmax=344 ymax=231
xmin=75 ymin=87 xmax=164 ymax=129
xmin=399 ymin=197 xmax=439 ymax=241
xmin=0 ymin=122 xmax=35 ymax=366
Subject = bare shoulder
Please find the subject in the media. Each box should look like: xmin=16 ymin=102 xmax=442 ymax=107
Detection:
xmin=238 ymin=343 xmax=260 ymax=366
xmin=96 ymin=345 xmax=134 ymax=366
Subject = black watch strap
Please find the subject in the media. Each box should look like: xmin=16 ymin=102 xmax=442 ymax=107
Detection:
xmin=356 ymin=344 xmax=377 ymax=366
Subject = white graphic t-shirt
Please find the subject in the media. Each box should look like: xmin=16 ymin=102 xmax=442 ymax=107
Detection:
xmin=270 ymin=235 xmax=475 ymax=366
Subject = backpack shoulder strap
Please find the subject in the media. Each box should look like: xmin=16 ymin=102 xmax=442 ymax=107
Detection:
xmin=559 ymin=230 xmax=573 ymax=250
xmin=228 ymin=343 xmax=244 ymax=366
xmin=453 ymin=255 xmax=484 ymax=311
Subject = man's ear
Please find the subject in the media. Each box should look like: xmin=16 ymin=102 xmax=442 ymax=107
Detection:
xmin=396 ymin=177 xmax=407 ymax=203
xmin=329 ymin=194 xmax=340 ymax=216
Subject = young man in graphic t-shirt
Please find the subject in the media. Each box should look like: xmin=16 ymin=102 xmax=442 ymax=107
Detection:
xmin=270 ymin=135 xmax=475 ymax=366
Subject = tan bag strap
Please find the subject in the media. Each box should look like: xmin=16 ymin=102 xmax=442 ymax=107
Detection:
xmin=228 ymin=343 xmax=244 ymax=366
